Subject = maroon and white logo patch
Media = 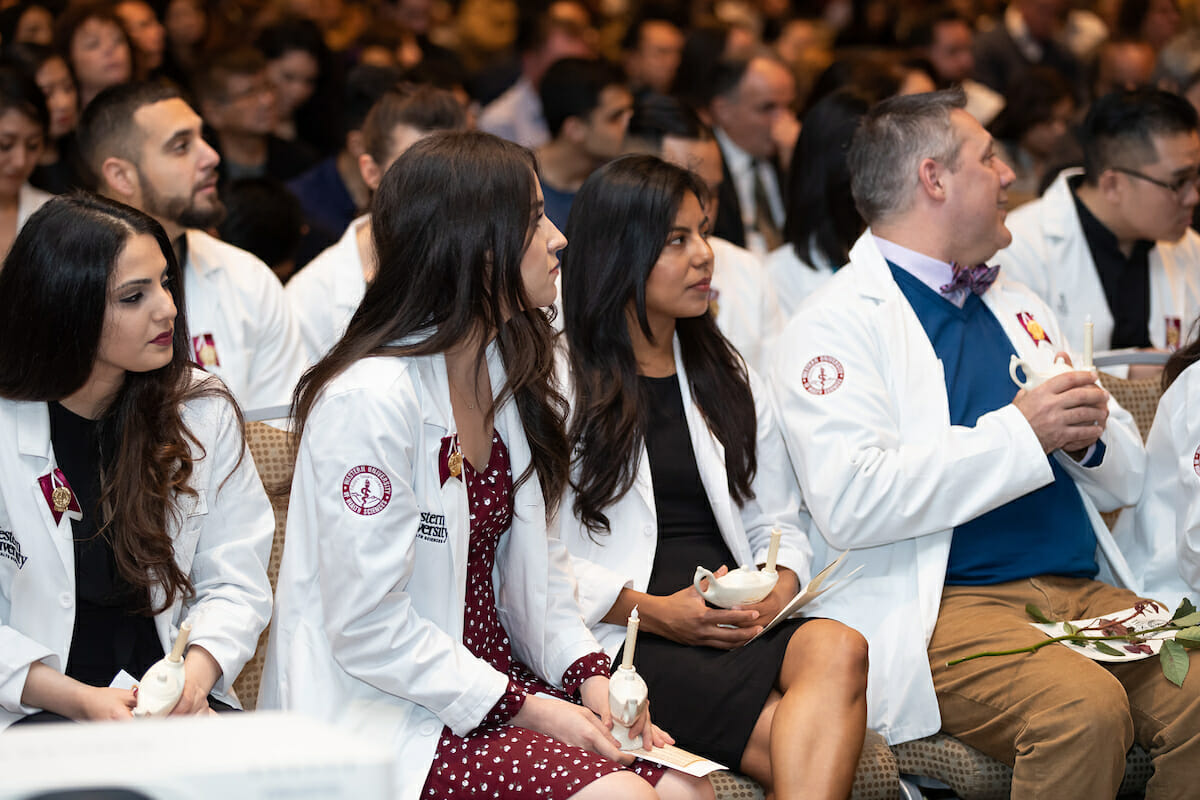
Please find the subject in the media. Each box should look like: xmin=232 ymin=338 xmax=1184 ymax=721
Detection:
xmin=801 ymin=355 xmax=844 ymax=395
xmin=342 ymin=465 xmax=392 ymax=515
xmin=1193 ymin=446 xmax=1200 ymax=478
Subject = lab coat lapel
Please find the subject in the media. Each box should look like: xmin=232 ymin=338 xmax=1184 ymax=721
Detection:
xmin=672 ymin=337 xmax=753 ymax=567
xmin=15 ymin=402 xmax=73 ymax=578
xmin=418 ymin=354 xmax=470 ymax=608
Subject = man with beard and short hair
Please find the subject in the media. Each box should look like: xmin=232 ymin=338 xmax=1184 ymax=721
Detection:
xmin=77 ymin=81 xmax=305 ymax=413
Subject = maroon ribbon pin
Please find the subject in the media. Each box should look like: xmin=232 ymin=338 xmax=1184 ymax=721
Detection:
xmin=37 ymin=468 xmax=82 ymax=525
xmin=439 ymin=435 xmax=464 ymax=486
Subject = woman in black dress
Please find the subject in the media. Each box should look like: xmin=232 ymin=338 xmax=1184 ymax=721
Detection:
xmin=559 ymin=155 xmax=868 ymax=800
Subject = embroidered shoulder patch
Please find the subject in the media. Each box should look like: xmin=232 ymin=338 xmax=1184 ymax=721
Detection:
xmin=801 ymin=355 xmax=844 ymax=395
xmin=342 ymin=465 xmax=392 ymax=516
xmin=1193 ymin=445 xmax=1200 ymax=478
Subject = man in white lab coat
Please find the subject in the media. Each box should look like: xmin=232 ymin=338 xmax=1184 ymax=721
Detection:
xmin=774 ymin=88 xmax=1200 ymax=798
xmin=77 ymin=82 xmax=305 ymax=415
xmin=996 ymin=89 xmax=1200 ymax=376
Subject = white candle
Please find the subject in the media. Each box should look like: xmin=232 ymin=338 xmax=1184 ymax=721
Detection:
xmin=1082 ymin=315 xmax=1094 ymax=371
xmin=621 ymin=606 xmax=639 ymax=669
xmin=764 ymin=528 xmax=782 ymax=573
xmin=168 ymin=621 xmax=191 ymax=663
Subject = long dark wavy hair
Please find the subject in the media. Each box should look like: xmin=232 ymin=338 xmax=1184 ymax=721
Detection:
xmin=292 ymin=131 xmax=569 ymax=513
xmin=783 ymin=88 xmax=869 ymax=270
xmin=0 ymin=193 xmax=235 ymax=613
xmin=562 ymin=154 xmax=757 ymax=534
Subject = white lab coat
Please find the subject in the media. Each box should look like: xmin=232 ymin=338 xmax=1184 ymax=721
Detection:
xmin=708 ymin=236 xmax=786 ymax=374
xmin=996 ymin=170 xmax=1200 ymax=355
xmin=764 ymin=239 xmax=838 ymax=323
xmin=1114 ymin=360 xmax=1200 ymax=611
xmin=285 ymin=215 xmax=369 ymax=366
xmin=183 ymin=230 xmax=307 ymax=414
xmin=16 ymin=183 xmax=50 ymax=233
xmin=0 ymin=373 xmax=274 ymax=729
xmin=258 ymin=342 xmax=604 ymax=799
xmin=770 ymin=231 xmax=1145 ymax=745
xmin=558 ymin=337 xmax=814 ymax=657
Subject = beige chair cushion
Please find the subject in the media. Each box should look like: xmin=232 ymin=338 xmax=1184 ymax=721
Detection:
xmin=893 ymin=732 xmax=1152 ymax=799
xmin=1097 ymin=372 xmax=1163 ymax=444
xmin=709 ymin=729 xmax=899 ymax=800
xmin=231 ymin=421 xmax=294 ymax=711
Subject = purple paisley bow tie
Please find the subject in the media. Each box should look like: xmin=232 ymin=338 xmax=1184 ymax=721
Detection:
xmin=940 ymin=262 xmax=1000 ymax=297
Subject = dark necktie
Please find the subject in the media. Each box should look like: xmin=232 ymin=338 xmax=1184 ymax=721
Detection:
xmin=751 ymin=161 xmax=783 ymax=252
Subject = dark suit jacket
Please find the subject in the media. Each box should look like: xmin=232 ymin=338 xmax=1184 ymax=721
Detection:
xmin=972 ymin=25 xmax=1084 ymax=104
xmin=712 ymin=136 xmax=785 ymax=249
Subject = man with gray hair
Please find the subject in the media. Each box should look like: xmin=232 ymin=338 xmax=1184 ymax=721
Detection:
xmin=772 ymin=88 xmax=1200 ymax=796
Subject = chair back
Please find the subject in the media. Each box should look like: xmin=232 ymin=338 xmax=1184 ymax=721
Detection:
xmin=1095 ymin=372 xmax=1164 ymax=529
xmin=1096 ymin=372 xmax=1164 ymax=444
xmin=231 ymin=421 xmax=294 ymax=710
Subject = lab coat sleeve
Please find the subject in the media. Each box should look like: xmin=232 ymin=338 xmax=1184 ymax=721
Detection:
xmin=0 ymin=632 xmax=58 ymax=715
xmin=242 ymin=262 xmax=307 ymax=412
xmin=541 ymin=530 xmax=610 ymax=682
xmin=1051 ymin=393 xmax=1144 ymax=510
xmin=304 ymin=385 xmax=508 ymax=737
xmin=1173 ymin=376 xmax=1200 ymax=592
xmin=1035 ymin=299 xmax=1145 ymax=510
xmin=285 ymin=269 xmax=330 ymax=367
xmin=740 ymin=369 xmax=812 ymax=583
xmin=180 ymin=393 xmax=274 ymax=695
xmin=770 ymin=299 xmax=1052 ymax=551
xmin=563 ymin=543 xmax=636 ymax=630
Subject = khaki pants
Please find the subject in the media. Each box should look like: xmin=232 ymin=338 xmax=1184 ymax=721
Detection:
xmin=927 ymin=576 xmax=1200 ymax=800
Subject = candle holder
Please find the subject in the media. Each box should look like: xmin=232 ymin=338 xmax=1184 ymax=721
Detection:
xmin=133 ymin=622 xmax=191 ymax=718
xmin=609 ymin=664 xmax=649 ymax=750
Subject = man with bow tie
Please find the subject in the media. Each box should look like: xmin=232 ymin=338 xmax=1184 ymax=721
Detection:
xmin=772 ymin=88 xmax=1200 ymax=798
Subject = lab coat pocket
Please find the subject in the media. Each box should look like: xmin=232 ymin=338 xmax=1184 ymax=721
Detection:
xmin=172 ymin=489 xmax=208 ymax=574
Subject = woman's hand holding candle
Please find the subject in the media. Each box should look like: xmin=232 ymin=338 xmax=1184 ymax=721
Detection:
xmin=168 ymin=644 xmax=222 ymax=716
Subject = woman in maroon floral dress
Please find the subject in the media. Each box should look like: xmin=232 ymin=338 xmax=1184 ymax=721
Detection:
xmin=262 ymin=131 xmax=714 ymax=800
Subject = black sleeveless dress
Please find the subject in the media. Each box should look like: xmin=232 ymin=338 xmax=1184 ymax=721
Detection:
xmin=615 ymin=375 xmax=807 ymax=769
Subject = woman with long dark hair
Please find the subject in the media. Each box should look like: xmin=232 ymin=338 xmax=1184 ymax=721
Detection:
xmin=5 ymin=43 xmax=86 ymax=195
xmin=766 ymin=88 xmax=869 ymax=320
xmin=0 ymin=193 xmax=273 ymax=728
xmin=260 ymin=132 xmax=711 ymax=800
xmin=559 ymin=154 xmax=868 ymax=800
xmin=1118 ymin=325 xmax=1200 ymax=611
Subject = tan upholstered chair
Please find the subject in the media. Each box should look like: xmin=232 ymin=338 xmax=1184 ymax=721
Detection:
xmin=892 ymin=735 xmax=1152 ymax=799
xmin=1097 ymin=371 xmax=1164 ymax=444
xmin=231 ymin=421 xmax=294 ymax=711
xmin=708 ymin=729 xmax=901 ymax=800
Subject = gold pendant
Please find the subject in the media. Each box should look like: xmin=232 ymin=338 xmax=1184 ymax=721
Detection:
xmin=52 ymin=485 xmax=71 ymax=513
xmin=448 ymin=451 xmax=463 ymax=478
